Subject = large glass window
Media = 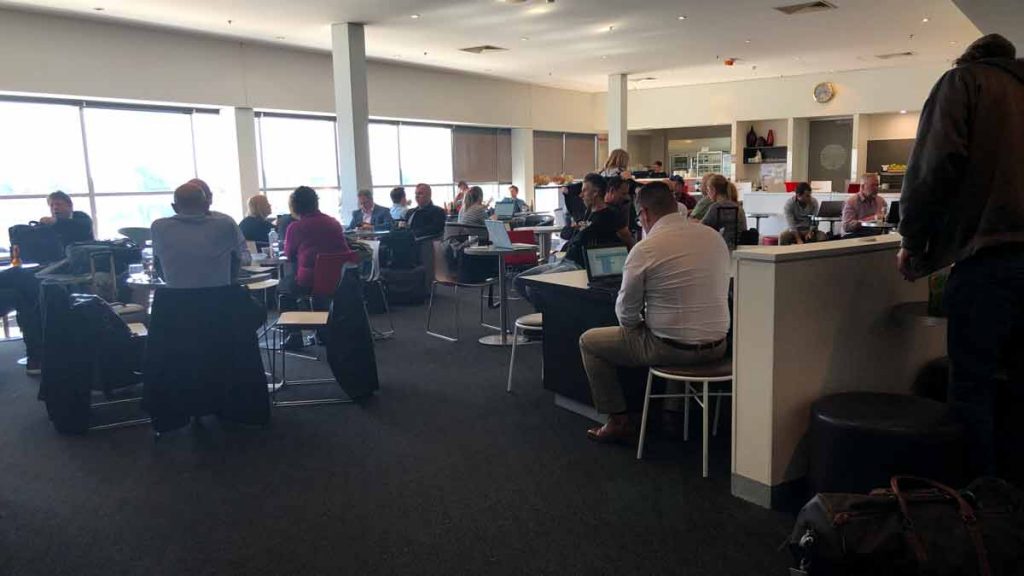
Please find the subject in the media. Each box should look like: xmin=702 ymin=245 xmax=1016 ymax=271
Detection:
xmin=84 ymin=107 xmax=195 ymax=193
xmin=399 ymin=124 xmax=453 ymax=187
xmin=369 ymin=123 xmax=400 ymax=186
xmin=0 ymin=101 xmax=88 ymax=196
xmin=255 ymin=113 xmax=341 ymax=221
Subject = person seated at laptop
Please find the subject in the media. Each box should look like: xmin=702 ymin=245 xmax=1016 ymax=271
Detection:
xmin=279 ymin=186 xmax=353 ymax=349
xmin=498 ymin=185 xmax=529 ymax=213
xmin=38 ymin=191 xmax=94 ymax=247
xmin=403 ymin=184 xmax=447 ymax=239
xmin=701 ymin=175 xmax=748 ymax=250
xmin=842 ymin=173 xmax=888 ymax=237
xmin=239 ymin=195 xmax=275 ymax=243
xmin=780 ymin=182 xmax=826 ymax=245
xmin=151 ymin=180 xmax=250 ymax=289
xmin=514 ymin=173 xmax=633 ymax=302
xmin=457 ymin=186 xmax=488 ymax=226
xmin=389 ymin=187 xmax=410 ymax=221
xmin=580 ymin=181 xmax=731 ymax=443
xmin=348 ymin=189 xmax=393 ymax=231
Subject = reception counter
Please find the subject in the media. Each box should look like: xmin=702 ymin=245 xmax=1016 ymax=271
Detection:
xmin=730 ymin=234 xmax=945 ymax=508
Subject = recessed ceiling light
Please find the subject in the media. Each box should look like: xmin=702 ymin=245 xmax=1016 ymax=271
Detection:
xmin=93 ymin=6 xmax=104 ymax=11
xmin=677 ymin=15 xmax=687 ymax=20
xmin=921 ymin=17 xmax=929 ymax=23
xmin=520 ymin=36 xmax=529 ymax=41
xmin=949 ymin=41 xmax=957 ymax=45
xmin=744 ymin=39 xmax=751 ymax=44
xmin=607 ymin=25 xmax=615 ymax=32
xmin=275 ymin=36 xmax=285 ymax=40
xmin=410 ymin=13 xmax=421 ymax=19
xmin=601 ymin=55 xmax=608 ymax=59
xmin=900 ymin=110 xmax=908 ymax=114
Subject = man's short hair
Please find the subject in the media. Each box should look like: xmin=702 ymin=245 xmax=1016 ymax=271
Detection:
xmin=583 ymin=172 xmax=607 ymax=193
xmin=290 ymin=186 xmax=319 ymax=215
xmin=956 ymin=33 xmax=1015 ymax=66
xmin=795 ymin=182 xmax=812 ymax=196
xmin=607 ymin=175 xmax=627 ymax=193
xmin=509 ymin=185 xmax=519 ymax=193
xmin=47 ymin=190 xmax=72 ymax=205
xmin=653 ymin=161 xmax=663 ymax=167
xmin=357 ymin=189 xmax=372 ymax=199
xmin=457 ymin=181 xmax=468 ymax=188
xmin=390 ymin=187 xmax=406 ymax=203
xmin=706 ymin=174 xmax=730 ymax=199
xmin=637 ymin=181 xmax=677 ymax=217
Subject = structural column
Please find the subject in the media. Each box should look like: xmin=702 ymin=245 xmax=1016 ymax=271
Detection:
xmin=606 ymin=73 xmax=628 ymax=152
xmin=221 ymin=107 xmax=260 ymax=219
xmin=511 ymin=128 xmax=534 ymax=207
xmin=331 ymin=22 xmax=372 ymax=217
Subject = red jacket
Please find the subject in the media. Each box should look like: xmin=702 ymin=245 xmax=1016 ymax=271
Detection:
xmin=283 ymin=211 xmax=352 ymax=288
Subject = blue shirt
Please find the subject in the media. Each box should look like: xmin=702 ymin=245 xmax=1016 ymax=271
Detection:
xmin=391 ymin=204 xmax=409 ymax=220
xmin=152 ymin=213 xmax=250 ymax=289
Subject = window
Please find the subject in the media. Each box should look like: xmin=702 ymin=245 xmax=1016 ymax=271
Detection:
xmin=0 ymin=101 xmax=88 ymax=197
xmin=93 ymin=194 xmax=175 ymax=240
xmin=399 ymin=124 xmax=453 ymax=187
xmin=368 ymin=123 xmax=400 ymax=187
xmin=255 ymin=113 xmax=341 ymax=221
xmin=84 ymin=107 xmax=195 ymax=193
xmin=533 ymin=132 xmax=597 ymax=178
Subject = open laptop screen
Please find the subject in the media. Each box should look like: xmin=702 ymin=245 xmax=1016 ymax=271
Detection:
xmin=585 ymin=245 xmax=629 ymax=280
xmin=495 ymin=202 xmax=516 ymax=219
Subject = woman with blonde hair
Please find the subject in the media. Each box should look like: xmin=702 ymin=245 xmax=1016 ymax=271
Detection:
xmin=239 ymin=194 xmax=274 ymax=243
xmin=689 ymin=172 xmax=717 ymax=221
xmin=600 ymin=148 xmax=630 ymax=178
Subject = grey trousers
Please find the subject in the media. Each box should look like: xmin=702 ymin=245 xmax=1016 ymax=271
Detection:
xmin=579 ymin=325 xmax=727 ymax=414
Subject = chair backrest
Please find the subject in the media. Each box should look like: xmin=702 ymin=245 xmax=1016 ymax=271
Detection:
xmin=716 ymin=206 xmax=741 ymax=250
xmin=311 ymin=253 xmax=353 ymax=298
xmin=504 ymin=230 xmax=539 ymax=267
xmin=118 ymin=227 xmax=152 ymax=246
xmin=431 ymin=240 xmax=458 ymax=284
xmin=444 ymin=223 xmax=488 ymax=242
xmin=522 ymin=214 xmax=555 ymax=227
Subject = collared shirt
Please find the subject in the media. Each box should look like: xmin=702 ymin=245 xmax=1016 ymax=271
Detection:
xmin=45 ymin=211 xmax=95 ymax=247
xmin=615 ymin=212 xmax=731 ymax=343
xmin=842 ymin=193 xmax=887 ymax=234
xmin=152 ymin=213 xmax=250 ymax=289
xmin=784 ymin=195 xmax=820 ymax=231
xmin=390 ymin=204 xmax=408 ymax=220
xmin=284 ymin=211 xmax=351 ymax=288
xmin=361 ymin=208 xmax=374 ymax=224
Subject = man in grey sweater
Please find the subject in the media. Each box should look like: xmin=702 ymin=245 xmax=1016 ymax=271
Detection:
xmin=898 ymin=34 xmax=1024 ymax=476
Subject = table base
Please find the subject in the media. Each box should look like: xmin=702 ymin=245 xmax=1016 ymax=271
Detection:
xmin=478 ymin=334 xmax=530 ymax=347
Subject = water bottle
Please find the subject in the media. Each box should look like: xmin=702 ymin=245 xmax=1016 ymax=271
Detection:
xmin=267 ymin=229 xmax=279 ymax=258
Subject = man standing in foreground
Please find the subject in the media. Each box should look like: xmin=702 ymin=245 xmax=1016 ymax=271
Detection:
xmin=580 ymin=181 xmax=731 ymax=442
xmin=898 ymin=34 xmax=1024 ymax=475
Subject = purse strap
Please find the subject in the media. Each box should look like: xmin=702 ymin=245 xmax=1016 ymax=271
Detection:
xmin=890 ymin=476 xmax=992 ymax=576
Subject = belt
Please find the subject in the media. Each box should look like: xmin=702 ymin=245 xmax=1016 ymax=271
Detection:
xmin=658 ymin=337 xmax=726 ymax=351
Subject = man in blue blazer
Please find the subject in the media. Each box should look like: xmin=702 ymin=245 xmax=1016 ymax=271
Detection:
xmin=348 ymin=189 xmax=393 ymax=230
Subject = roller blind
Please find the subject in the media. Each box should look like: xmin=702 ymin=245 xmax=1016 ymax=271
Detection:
xmin=452 ymin=127 xmax=497 ymax=183
xmin=533 ymin=131 xmax=563 ymax=176
xmin=497 ymin=129 xmax=512 ymax=182
xmin=564 ymin=134 xmax=597 ymax=178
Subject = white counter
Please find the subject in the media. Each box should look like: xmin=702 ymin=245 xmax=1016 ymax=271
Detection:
xmin=740 ymin=192 xmax=902 ymax=238
xmin=730 ymin=234 xmax=946 ymax=508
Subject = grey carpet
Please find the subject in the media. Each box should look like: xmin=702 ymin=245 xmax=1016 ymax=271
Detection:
xmin=0 ymin=289 xmax=793 ymax=575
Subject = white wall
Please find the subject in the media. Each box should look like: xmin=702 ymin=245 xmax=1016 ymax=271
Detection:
xmin=863 ymin=112 xmax=922 ymax=140
xmin=601 ymin=65 xmax=949 ymax=131
xmin=0 ymin=7 xmax=601 ymax=133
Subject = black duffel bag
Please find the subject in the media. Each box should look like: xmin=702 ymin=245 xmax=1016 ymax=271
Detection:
xmin=65 ymin=239 xmax=142 ymax=274
xmin=8 ymin=222 xmax=64 ymax=264
xmin=788 ymin=476 xmax=1024 ymax=576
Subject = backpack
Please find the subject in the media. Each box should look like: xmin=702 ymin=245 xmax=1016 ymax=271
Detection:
xmin=8 ymin=222 xmax=64 ymax=264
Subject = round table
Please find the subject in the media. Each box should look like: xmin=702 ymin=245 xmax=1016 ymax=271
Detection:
xmin=747 ymin=213 xmax=775 ymax=232
xmin=809 ymin=215 xmax=843 ymax=236
xmin=464 ymin=243 xmax=537 ymax=346
xmin=513 ymin=225 xmax=561 ymax=261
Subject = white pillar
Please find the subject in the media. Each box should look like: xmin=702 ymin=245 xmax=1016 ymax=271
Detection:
xmin=331 ymin=23 xmax=372 ymax=218
xmin=218 ymin=107 xmax=260 ymax=219
xmin=511 ymin=128 xmax=534 ymax=207
xmin=607 ymin=73 xmax=628 ymax=152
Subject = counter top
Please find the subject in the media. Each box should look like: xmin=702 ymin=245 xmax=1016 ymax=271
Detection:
xmin=520 ymin=269 xmax=590 ymax=289
xmin=734 ymin=234 xmax=902 ymax=263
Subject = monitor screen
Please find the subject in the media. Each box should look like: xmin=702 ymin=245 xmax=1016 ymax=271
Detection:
xmin=586 ymin=246 xmax=628 ymax=279
xmin=495 ymin=202 xmax=516 ymax=218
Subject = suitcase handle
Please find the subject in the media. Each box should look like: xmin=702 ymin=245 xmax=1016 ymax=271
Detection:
xmin=890 ymin=475 xmax=991 ymax=576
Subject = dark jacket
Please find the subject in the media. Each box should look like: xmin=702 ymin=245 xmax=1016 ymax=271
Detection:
xmin=239 ymin=215 xmax=274 ymax=243
xmin=142 ymin=285 xmax=270 ymax=432
xmin=899 ymin=58 xmax=1024 ymax=273
xmin=406 ymin=203 xmax=447 ymax=239
xmin=347 ymin=205 xmax=393 ymax=231
xmin=46 ymin=211 xmax=94 ymax=247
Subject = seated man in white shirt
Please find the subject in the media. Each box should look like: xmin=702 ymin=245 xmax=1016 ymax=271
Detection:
xmin=151 ymin=180 xmax=250 ymax=289
xmin=579 ymin=181 xmax=732 ymax=442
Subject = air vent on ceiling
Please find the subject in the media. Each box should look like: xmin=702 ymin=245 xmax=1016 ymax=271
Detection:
xmin=875 ymin=51 xmax=916 ymax=60
xmin=774 ymin=1 xmax=837 ymax=16
xmin=460 ymin=45 xmax=509 ymax=54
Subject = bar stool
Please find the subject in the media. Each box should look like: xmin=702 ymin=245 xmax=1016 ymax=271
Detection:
xmin=506 ymin=313 xmax=543 ymax=393
xmin=637 ymin=356 xmax=733 ymax=478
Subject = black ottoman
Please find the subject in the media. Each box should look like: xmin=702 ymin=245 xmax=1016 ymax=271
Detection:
xmin=809 ymin=392 xmax=966 ymax=494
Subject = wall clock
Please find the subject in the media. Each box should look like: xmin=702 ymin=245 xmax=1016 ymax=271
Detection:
xmin=813 ymin=81 xmax=836 ymax=104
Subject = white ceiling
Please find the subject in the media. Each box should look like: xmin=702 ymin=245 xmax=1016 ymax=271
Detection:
xmin=0 ymin=0 xmax=982 ymax=92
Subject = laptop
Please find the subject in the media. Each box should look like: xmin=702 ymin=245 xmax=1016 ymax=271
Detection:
xmin=494 ymin=202 xmax=516 ymax=220
xmin=484 ymin=220 xmax=534 ymax=251
xmin=583 ymin=245 xmax=629 ymax=290
xmin=817 ymin=200 xmax=844 ymax=219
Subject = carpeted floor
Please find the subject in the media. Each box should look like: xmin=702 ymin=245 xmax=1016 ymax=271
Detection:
xmin=0 ymin=289 xmax=793 ymax=575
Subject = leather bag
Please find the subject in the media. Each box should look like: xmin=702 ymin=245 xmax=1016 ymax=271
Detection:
xmin=788 ymin=476 xmax=1024 ymax=576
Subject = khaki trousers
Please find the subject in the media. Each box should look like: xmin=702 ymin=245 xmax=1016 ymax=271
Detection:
xmin=579 ymin=325 xmax=727 ymax=414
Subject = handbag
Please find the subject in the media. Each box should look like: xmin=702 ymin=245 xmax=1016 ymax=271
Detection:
xmin=788 ymin=476 xmax=1024 ymax=576
xmin=8 ymin=222 xmax=64 ymax=264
